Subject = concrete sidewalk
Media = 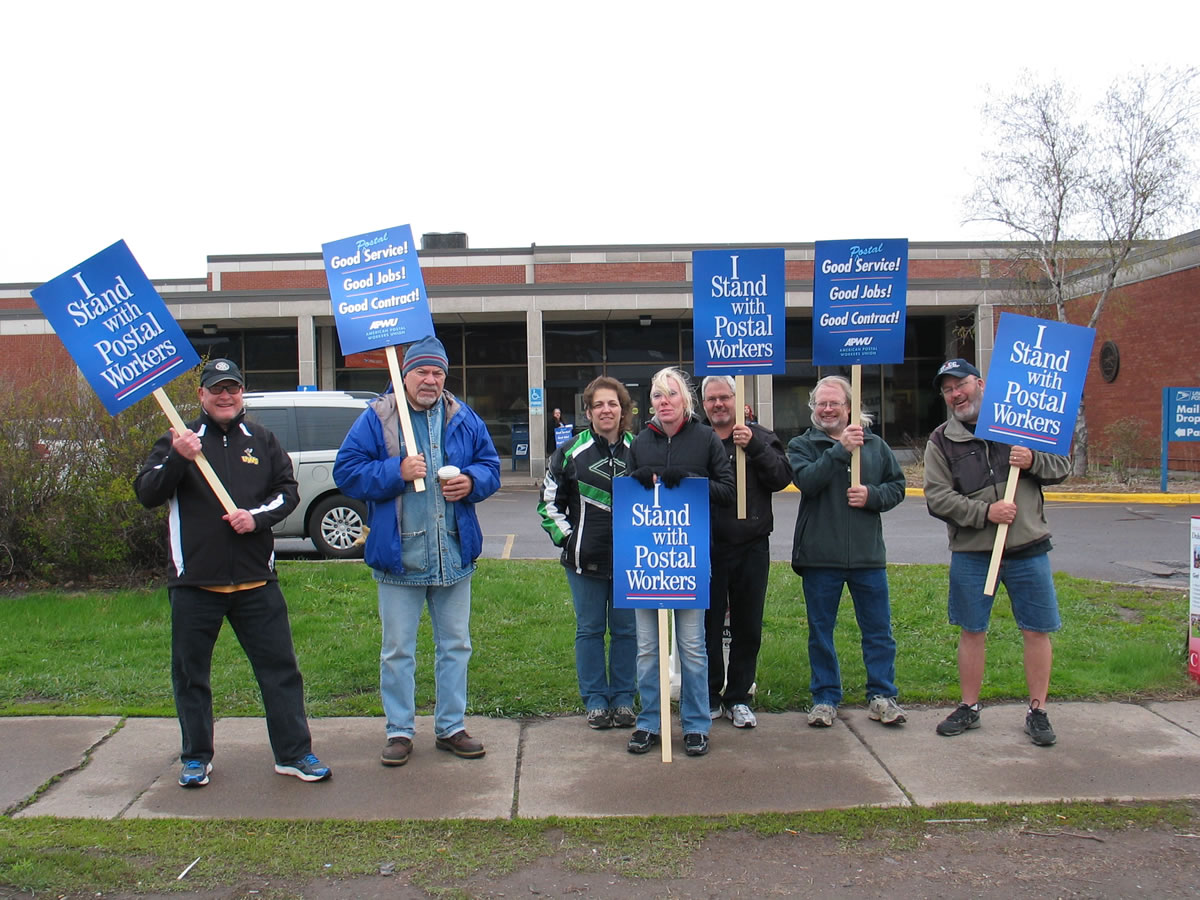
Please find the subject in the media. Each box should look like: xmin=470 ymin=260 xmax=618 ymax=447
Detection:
xmin=5 ymin=701 xmax=1200 ymax=820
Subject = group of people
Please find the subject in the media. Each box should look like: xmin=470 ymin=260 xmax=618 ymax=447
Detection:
xmin=136 ymin=341 xmax=1067 ymax=788
xmin=537 ymin=359 xmax=1069 ymax=756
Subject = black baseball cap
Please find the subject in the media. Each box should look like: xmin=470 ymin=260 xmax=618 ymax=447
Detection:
xmin=200 ymin=358 xmax=244 ymax=388
xmin=933 ymin=358 xmax=981 ymax=389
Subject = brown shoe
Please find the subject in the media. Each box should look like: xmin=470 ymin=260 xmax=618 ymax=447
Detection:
xmin=381 ymin=736 xmax=413 ymax=767
xmin=435 ymin=730 xmax=486 ymax=759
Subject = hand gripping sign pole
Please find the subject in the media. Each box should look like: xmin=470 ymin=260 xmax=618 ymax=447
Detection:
xmin=323 ymin=225 xmax=437 ymax=494
xmin=32 ymin=240 xmax=236 ymax=515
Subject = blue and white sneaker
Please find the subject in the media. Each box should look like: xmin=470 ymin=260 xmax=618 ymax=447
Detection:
xmin=274 ymin=753 xmax=332 ymax=782
xmin=178 ymin=760 xmax=212 ymax=788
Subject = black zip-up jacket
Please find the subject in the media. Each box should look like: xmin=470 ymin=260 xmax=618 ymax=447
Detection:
xmin=711 ymin=423 xmax=792 ymax=549
xmin=134 ymin=409 xmax=299 ymax=587
xmin=628 ymin=415 xmax=736 ymax=509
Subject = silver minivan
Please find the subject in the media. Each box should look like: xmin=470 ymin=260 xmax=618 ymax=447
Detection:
xmin=242 ymin=391 xmax=373 ymax=558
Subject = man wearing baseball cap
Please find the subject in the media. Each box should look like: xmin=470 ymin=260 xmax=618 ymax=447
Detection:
xmin=924 ymin=357 xmax=1071 ymax=747
xmin=135 ymin=358 xmax=331 ymax=787
xmin=335 ymin=334 xmax=500 ymax=766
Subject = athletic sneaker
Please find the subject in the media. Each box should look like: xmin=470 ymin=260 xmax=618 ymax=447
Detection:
xmin=1025 ymin=702 xmax=1057 ymax=746
xmin=726 ymin=703 xmax=757 ymax=728
xmin=683 ymin=733 xmax=709 ymax=756
xmin=807 ymin=703 xmax=837 ymax=727
xmin=868 ymin=695 xmax=907 ymax=726
xmin=627 ymin=729 xmax=660 ymax=754
xmin=274 ymin=753 xmax=332 ymax=782
xmin=936 ymin=703 xmax=981 ymax=736
xmin=178 ymin=760 xmax=211 ymax=788
xmin=611 ymin=706 xmax=636 ymax=728
xmin=709 ymin=703 xmax=724 ymax=721
xmin=587 ymin=708 xmax=613 ymax=729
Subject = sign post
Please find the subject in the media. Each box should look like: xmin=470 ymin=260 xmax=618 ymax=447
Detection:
xmin=812 ymin=239 xmax=908 ymax=486
xmin=692 ymin=248 xmax=786 ymax=518
xmin=614 ymin=477 xmax=711 ymax=762
xmin=31 ymin=242 xmax=230 ymax=513
xmin=974 ymin=313 xmax=1096 ymax=595
xmin=322 ymin=224 xmax=436 ymax=492
xmin=1162 ymin=388 xmax=1200 ymax=492
xmin=1190 ymin=517 xmax=1200 ymax=685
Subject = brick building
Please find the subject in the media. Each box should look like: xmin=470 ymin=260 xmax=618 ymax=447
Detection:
xmin=2 ymin=230 xmax=1197 ymax=477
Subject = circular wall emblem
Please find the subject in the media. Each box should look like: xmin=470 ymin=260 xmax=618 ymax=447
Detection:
xmin=1099 ymin=341 xmax=1120 ymax=383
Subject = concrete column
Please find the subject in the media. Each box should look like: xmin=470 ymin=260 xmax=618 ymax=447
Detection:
xmin=974 ymin=304 xmax=995 ymax=374
xmin=527 ymin=308 xmax=546 ymax=482
xmin=318 ymin=326 xmax=337 ymax=388
xmin=297 ymin=314 xmax=316 ymax=387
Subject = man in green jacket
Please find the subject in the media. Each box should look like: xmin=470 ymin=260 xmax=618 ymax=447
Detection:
xmin=788 ymin=375 xmax=907 ymax=729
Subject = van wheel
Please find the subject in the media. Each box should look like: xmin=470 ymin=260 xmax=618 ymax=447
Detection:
xmin=310 ymin=494 xmax=367 ymax=559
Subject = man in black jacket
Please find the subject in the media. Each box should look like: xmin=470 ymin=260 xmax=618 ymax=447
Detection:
xmin=134 ymin=359 xmax=330 ymax=788
xmin=701 ymin=376 xmax=792 ymax=729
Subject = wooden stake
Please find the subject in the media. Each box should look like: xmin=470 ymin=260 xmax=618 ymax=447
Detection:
xmin=385 ymin=344 xmax=426 ymax=492
xmin=735 ymin=376 xmax=746 ymax=520
xmin=850 ymin=365 xmax=862 ymax=487
xmin=658 ymin=608 xmax=673 ymax=763
xmin=152 ymin=388 xmax=237 ymax=515
xmin=984 ymin=464 xmax=1021 ymax=596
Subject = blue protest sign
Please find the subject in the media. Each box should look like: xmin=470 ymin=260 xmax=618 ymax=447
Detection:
xmin=975 ymin=313 xmax=1096 ymax=454
xmin=31 ymin=240 xmax=200 ymax=416
xmin=321 ymin=224 xmax=434 ymax=356
xmin=554 ymin=424 xmax=574 ymax=448
xmin=692 ymin=248 xmax=785 ymax=375
xmin=613 ymin=477 xmax=710 ymax=610
xmin=812 ymin=238 xmax=908 ymax=365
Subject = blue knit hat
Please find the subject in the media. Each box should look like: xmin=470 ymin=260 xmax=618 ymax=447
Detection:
xmin=402 ymin=335 xmax=449 ymax=377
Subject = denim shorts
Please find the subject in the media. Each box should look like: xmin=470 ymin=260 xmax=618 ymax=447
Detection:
xmin=948 ymin=550 xmax=1061 ymax=633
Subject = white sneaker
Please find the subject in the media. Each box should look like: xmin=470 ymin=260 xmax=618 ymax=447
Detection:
xmin=709 ymin=703 xmax=724 ymax=721
xmin=726 ymin=703 xmax=757 ymax=728
xmin=807 ymin=703 xmax=837 ymax=727
xmin=868 ymin=695 xmax=907 ymax=725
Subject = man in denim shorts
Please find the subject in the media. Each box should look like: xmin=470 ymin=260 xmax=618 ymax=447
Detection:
xmin=923 ymin=359 xmax=1072 ymax=746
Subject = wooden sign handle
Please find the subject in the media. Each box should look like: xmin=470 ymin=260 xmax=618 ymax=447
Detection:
xmin=850 ymin=364 xmax=862 ymax=488
xmin=658 ymin=608 xmax=673 ymax=763
xmin=385 ymin=345 xmax=426 ymax=493
xmin=152 ymin=388 xmax=237 ymax=516
xmin=735 ymin=376 xmax=747 ymax=520
xmin=983 ymin=464 xmax=1021 ymax=596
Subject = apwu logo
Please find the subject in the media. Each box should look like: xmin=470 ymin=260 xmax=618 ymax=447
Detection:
xmin=844 ymin=336 xmax=873 ymax=347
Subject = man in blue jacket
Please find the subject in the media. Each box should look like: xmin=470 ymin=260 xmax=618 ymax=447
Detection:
xmin=334 ymin=335 xmax=500 ymax=767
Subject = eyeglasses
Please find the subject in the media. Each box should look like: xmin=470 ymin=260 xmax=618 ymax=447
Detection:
xmin=940 ymin=377 xmax=975 ymax=397
xmin=814 ymin=401 xmax=845 ymax=410
xmin=704 ymin=394 xmax=735 ymax=404
xmin=206 ymin=383 xmax=243 ymax=395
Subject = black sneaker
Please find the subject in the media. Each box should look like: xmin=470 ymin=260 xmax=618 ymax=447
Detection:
xmin=611 ymin=706 xmax=636 ymax=728
xmin=587 ymin=708 xmax=613 ymax=729
xmin=1025 ymin=703 xmax=1057 ymax=746
xmin=936 ymin=703 xmax=981 ymax=736
xmin=683 ymin=733 xmax=709 ymax=756
xmin=627 ymin=729 xmax=660 ymax=754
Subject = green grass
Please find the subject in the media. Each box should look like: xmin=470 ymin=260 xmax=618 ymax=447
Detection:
xmin=1 ymin=802 xmax=1196 ymax=895
xmin=1 ymin=560 xmax=1196 ymax=717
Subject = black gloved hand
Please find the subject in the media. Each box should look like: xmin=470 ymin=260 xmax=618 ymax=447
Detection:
xmin=660 ymin=467 xmax=686 ymax=488
xmin=629 ymin=467 xmax=656 ymax=489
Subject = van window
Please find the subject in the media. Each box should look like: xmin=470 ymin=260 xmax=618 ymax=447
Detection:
xmin=296 ymin=407 xmax=364 ymax=453
xmin=245 ymin=407 xmax=295 ymax=452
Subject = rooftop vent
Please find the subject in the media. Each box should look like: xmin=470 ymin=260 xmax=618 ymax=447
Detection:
xmin=421 ymin=232 xmax=468 ymax=250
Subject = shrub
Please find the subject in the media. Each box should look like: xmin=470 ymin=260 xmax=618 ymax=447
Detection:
xmin=1100 ymin=416 xmax=1151 ymax=484
xmin=0 ymin=368 xmax=200 ymax=584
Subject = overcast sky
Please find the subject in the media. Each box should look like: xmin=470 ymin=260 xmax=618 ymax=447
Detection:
xmin=5 ymin=1 xmax=1197 ymax=285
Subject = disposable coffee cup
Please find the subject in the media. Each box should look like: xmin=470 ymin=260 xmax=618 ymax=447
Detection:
xmin=437 ymin=465 xmax=460 ymax=485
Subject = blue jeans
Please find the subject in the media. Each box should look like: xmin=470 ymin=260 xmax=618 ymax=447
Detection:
xmin=949 ymin=550 xmax=1061 ymax=633
xmin=377 ymin=577 xmax=473 ymax=740
xmin=800 ymin=567 xmax=897 ymax=707
xmin=634 ymin=607 xmax=710 ymax=736
xmin=566 ymin=570 xmax=636 ymax=711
